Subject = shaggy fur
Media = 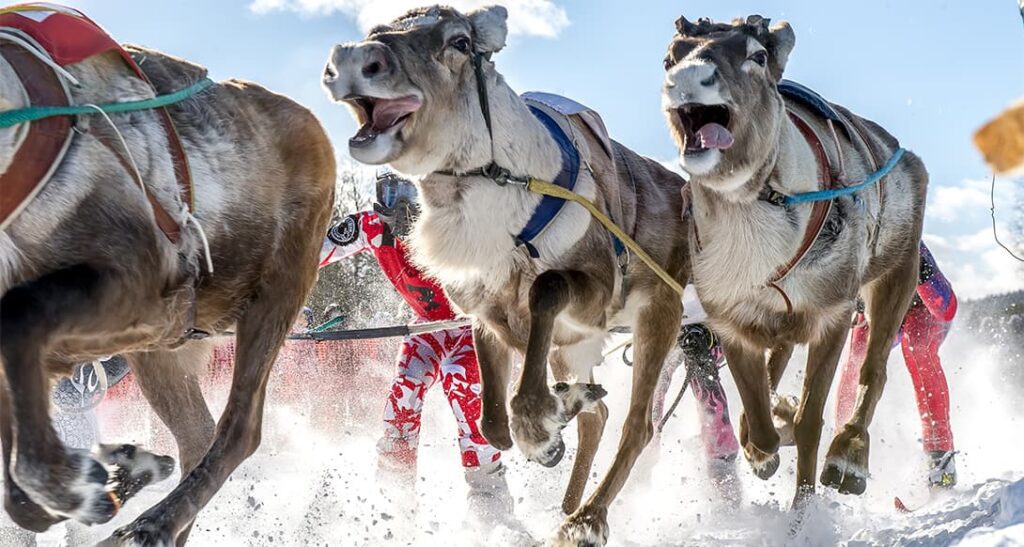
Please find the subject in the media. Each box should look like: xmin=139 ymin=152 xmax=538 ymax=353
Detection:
xmin=0 ymin=45 xmax=334 ymax=544
xmin=323 ymin=6 xmax=689 ymax=545
xmin=662 ymin=15 xmax=927 ymax=506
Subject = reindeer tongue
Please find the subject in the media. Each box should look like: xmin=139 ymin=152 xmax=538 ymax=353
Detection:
xmin=371 ymin=96 xmax=422 ymax=131
xmin=697 ymin=123 xmax=734 ymax=150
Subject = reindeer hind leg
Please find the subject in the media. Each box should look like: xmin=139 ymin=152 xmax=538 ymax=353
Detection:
xmin=821 ymin=253 xmax=918 ymax=495
xmin=125 ymin=342 xmax=216 ymax=546
xmin=1 ymin=265 xmax=177 ymax=527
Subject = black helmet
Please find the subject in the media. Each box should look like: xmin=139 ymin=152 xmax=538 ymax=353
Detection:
xmin=373 ymin=170 xmax=420 ymax=238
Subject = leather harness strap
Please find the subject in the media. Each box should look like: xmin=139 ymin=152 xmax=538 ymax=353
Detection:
xmin=0 ymin=41 xmax=72 ymax=229
xmin=132 ymin=54 xmax=195 ymax=216
xmin=766 ymin=111 xmax=835 ymax=285
xmin=97 ymin=51 xmax=194 ymax=243
xmin=94 ymin=58 xmax=198 ymax=243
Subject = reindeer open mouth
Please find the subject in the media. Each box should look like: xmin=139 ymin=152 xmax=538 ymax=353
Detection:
xmin=344 ymin=94 xmax=422 ymax=148
xmin=675 ymin=103 xmax=733 ymax=155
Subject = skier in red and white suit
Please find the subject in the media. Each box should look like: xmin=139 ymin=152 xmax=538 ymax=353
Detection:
xmin=319 ymin=173 xmax=511 ymax=519
xmin=835 ymin=241 xmax=959 ymax=487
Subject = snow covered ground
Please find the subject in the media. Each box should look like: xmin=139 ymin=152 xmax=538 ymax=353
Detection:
xmin=5 ymin=325 xmax=1023 ymax=546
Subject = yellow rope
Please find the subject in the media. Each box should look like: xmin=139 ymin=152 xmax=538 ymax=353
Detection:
xmin=0 ymin=5 xmax=69 ymax=15
xmin=526 ymin=178 xmax=685 ymax=296
xmin=602 ymin=336 xmax=633 ymax=359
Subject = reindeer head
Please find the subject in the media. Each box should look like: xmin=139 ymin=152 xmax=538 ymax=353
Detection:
xmin=322 ymin=5 xmax=508 ymax=174
xmin=662 ymin=15 xmax=795 ymax=190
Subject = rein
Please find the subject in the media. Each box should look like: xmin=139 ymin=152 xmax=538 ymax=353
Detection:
xmin=771 ymin=147 xmax=905 ymax=206
xmin=0 ymin=77 xmax=214 ymax=128
xmin=436 ymin=49 xmax=685 ymax=297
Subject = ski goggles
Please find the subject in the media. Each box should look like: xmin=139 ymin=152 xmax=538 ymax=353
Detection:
xmin=376 ymin=174 xmax=417 ymax=209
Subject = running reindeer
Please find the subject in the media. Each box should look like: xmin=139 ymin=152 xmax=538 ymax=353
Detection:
xmin=661 ymin=15 xmax=928 ymax=506
xmin=323 ymin=5 xmax=689 ymax=545
xmin=0 ymin=5 xmax=334 ymax=545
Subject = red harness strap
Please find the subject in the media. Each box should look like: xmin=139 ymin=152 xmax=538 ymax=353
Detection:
xmin=767 ymin=112 xmax=835 ymax=283
xmin=0 ymin=41 xmax=72 ymax=229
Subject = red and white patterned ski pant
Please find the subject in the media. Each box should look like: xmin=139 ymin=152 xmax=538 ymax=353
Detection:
xmin=378 ymin=325 xmax=501 ymax=470
xmin=836 ymin=301 xmax=955 ymax=453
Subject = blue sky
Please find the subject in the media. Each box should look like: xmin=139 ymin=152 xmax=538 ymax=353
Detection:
xmin=65 ymin=0 xmax=1023 ymax=297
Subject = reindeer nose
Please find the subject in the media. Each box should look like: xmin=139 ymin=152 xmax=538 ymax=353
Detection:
xmin=700 ymin=68 xmax=718 ymax=87
xmin=323 ymin=61 xmax=338 ymax=83
xmin=360 ymin=45 xmax=391 ymax=79
xmin=324 ymin=42 xmax=394 ymax=86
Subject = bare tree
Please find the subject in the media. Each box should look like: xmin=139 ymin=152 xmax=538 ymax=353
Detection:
xmin=305 ymin=164 xmax=408 ymax=328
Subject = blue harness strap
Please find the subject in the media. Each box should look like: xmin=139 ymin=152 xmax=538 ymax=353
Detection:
xmin=773 ymin=79 xmax=906 ymax=206
xmin=777 ymin=79 xmax=848 ymax=130
xmin=515 ymin=105 xmax=581 ymax=258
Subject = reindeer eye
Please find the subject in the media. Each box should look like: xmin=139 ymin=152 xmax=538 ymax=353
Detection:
xmin=450 ymin=36 xmax=471 ymax=54
xmin=749 ymin=50 xmax=768 ymax=67
xmin=663 ymin=56 xmax=674 ymax=71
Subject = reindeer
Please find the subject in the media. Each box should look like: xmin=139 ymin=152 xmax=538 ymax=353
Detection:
xmin=322 ymin=5 xmax=689 ymax=545
xmin=661 ymin=15 xmax=928 ymax=507
xmin=0 ymin=40 xmax=334 ymax=545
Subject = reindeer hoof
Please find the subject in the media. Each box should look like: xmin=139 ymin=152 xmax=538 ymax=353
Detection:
xmin=553 ymin=505 xmax=609 ymax=546
xmin=12 ymin=448 xmax=122 ymax=525
xmin=108 ymin=513 xmax=175 ymax=547
xmin=537 ymin=438 xmax=566 ymax=468
xmin=821 ymin=424 xmax=870 ymax=495
xmin=744 ymin=444 xmax=779 ymax=480
xmin=771 ymin=394 xmax=799 ymax=447
xmin=820 ymin=457 xmax=868 ymax=495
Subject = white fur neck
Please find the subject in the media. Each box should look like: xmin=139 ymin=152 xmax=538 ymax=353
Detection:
xmin=406 ymin=70 xmax=581 ymax=293
xmin=689 ymin=110 xmax=822 ymax=306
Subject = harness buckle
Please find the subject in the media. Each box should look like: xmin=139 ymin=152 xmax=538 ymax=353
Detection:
xmin=760 ymin=188 xmax=789 ymax=207
xmin=185 ymin=328 xmax=210 ymax=340
xmin=482 ymin=163 xmax=527 ymax=187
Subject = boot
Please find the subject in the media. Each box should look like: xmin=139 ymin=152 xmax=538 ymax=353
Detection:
xmin=707 ymin=453 xmax=742 ymax=506
xmin=376 ymin=438 xmax=419 ymax=519
xmin=928 ymin=450 xmax=957 ymax=489
xmin=464 ymin=461 xmax=514 ymax=526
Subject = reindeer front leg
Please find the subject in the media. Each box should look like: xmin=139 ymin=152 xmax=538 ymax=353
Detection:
xmin=473 ymin=325 xmax=514 ymax=450
xmin=510 ymin=270 xmax=608 ymax=468
xmin=728 ymin=340 xmax=781 ymax=481
xmin=791 ymin=319 xmax=847 ymax=508
xmin=554 ymin=286 xmax=680 ymax=547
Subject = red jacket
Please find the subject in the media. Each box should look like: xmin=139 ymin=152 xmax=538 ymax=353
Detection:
xmin=319 ymin=210 xmax=456 ymax=322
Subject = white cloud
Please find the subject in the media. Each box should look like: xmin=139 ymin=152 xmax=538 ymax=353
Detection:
xmin=249 ymin=0 xmax=570 ymax=38
xmin=926 ymin=177 xmax=1016 ymax=223
xmin=924 ymin=227 xmax=1024 ymax=300
xmin=923 ymin=176 xmax=1023 ymax=298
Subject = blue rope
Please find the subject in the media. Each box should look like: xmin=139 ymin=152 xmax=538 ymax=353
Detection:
xmin=0 ymin=78 xmax=214 ymax=129
xmin=783 ymin=147 xmax=906 ymax=205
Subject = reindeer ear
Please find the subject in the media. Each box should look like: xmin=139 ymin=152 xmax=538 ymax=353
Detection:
xmin=675 ymin=15 xmax=696 ymax=35
xmin=766 ymin=20 xmax=795 ymax=82
xmin=745 ymin=14 xmax=770 ymax=31
xmin=467 ymin=5 xmax=508 ymax=54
